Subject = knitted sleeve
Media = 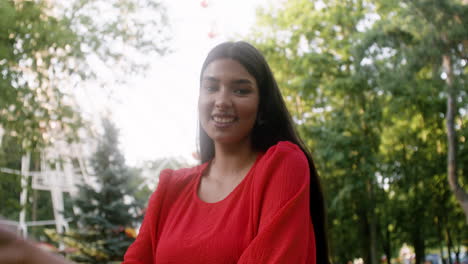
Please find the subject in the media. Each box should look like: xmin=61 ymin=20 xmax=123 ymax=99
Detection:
xmin=237 ymin=142 xmax=316 ymax=264
xmin=121 ymin=169 xmax=173 ymax=264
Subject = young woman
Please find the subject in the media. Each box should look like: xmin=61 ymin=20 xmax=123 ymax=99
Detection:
xmin=0 ymin=41 xmax=329 ymax=264
xmin=123 ymin=41 xmax=329 ymax=263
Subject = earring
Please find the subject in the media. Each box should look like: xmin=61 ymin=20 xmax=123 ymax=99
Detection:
xmin=256 ymin=113 xmax=266 ymax=126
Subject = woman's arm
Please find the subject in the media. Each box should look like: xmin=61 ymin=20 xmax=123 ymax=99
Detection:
xmin=0 ymin=225 xmax=71 ymax=264
xmin=237 ymin=142 xmax=316 ymax=264
xmin=122 ymin=169 xmax=173 ymax=264
xmin=121 ymin=196 xmax=156 ymax=264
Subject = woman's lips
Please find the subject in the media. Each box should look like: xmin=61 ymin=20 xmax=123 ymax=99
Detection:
xmin=211 ymin=114 xmax=237 ymax=128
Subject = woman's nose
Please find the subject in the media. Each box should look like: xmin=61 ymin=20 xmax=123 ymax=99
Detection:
xmin=214 ymin=88 xmax=232 ymax=109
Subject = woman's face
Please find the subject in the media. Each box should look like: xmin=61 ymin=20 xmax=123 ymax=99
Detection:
xmin=199 ymin=58 xmax=259 ymax=146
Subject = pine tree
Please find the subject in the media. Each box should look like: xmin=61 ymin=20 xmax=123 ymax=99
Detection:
xmin=56 ymin=118 xmax=140 ymax=263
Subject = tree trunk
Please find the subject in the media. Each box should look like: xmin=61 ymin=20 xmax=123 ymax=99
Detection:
xmin=442 ymin=54 xmax=468 ymax=223
xmin=367 ymin=180 xmax=378 ymax=264
xmin=454 ymin=243 xmax=460 ymax=264
xmin=369 ymin=219 xmax=378 ymax=264
xmin=446 ymin=229 xmax=453 ymax=264
xmin=436 ymin=216 xmax=447 ymax=264
xmin=359 ymin=93 xmax=379 ymax=264
xmin=382 ymin=224 xmax=392 ymax=264
xmin=359 ymin=178 xmax=378 ymax=264
xmin=413 ymin=229 xmax=425 ymax=264
xmin=361 ymin=209 xmax=371 ymax=264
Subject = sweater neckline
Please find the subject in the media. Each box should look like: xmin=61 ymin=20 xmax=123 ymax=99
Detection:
xmin=193 ymin=153 xmax=263 ymax=206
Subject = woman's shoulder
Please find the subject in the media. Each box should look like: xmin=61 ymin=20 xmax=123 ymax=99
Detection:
xmin=144 ymin=164 xmax=205 ymax=222
xmin=252 ymin=141 xmax=310 ymax=205
xmin=255 ymin=141 xmax=310 ymax=184
xmin=261 ymin=141 xmax=307 ymax=165
xmin=157 ymin=163 xmax=206 ymax=191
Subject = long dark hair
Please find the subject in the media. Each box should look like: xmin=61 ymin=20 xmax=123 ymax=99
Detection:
xmin=198 ymin=41 xmax=329 ymax=264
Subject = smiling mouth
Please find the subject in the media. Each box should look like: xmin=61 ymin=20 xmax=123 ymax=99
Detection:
xmin=211 ymin=115 xmax=237 ymax=126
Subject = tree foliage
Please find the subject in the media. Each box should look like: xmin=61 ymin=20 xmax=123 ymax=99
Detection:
xmin=47 ymin=118 xmax=143 ymax=263
xmin=0 ymin=0 xmax=170 ymax=248
xmin=249 ymin=0 xmax=467 ymax=263
xmin=0 ymin=0 xmax=170 ymax=151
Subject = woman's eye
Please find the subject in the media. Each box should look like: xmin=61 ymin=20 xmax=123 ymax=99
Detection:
xmin=204 ymin=86 xmax=217 ymax=92
xmin=233 ymin=89 xmax=250 ymax=95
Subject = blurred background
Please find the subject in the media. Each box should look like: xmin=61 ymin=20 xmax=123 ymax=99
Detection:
xmin=0 ymin=0 xmax=466 ymax=263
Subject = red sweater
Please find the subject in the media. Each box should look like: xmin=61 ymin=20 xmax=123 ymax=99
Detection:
xmin=122 ymin=141 xmax=316 ymax=264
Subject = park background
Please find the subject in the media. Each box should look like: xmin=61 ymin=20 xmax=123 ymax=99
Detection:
xmin=0 ymin=0 xmax=467 ymax=263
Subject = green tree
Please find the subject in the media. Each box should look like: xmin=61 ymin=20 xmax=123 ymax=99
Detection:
xmin=356 ymin=0 xmax=468 ymax=262
xmin=252 ymin=1 xmax=385 ymax=262
xmin=0 ymin=134 xmax=23 ymax=220
xmin=249 ymin=0 xmax=467 ymax=263
xmin=367 ymin=0 xmax=468 ymax=223
xmin=50 ymin=118 xmax=143 ymax=263
xmin=0 ymin=0 xmax=170 ymax=151
xmin=0 ymin=0 xmax=82 ymax=151
xmin=1 ymin=0 xmax=170 ymax=245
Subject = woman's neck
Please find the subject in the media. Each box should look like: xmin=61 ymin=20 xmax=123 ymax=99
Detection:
xmin=210 ymin=140 xmax=258 ymax=179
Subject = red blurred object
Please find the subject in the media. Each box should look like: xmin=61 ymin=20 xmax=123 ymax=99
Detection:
xmin=36 ymin=242 xmax=58 ymax=252
xmin=192 ymin=151 xmax=201 ymax=161
xmin=125 ymin=227 xmax=137 ymax=239
xmin=200 ymin=0 xmax=208 ymax=8
xmin=208 ymin=31 xmax=217 ymax=39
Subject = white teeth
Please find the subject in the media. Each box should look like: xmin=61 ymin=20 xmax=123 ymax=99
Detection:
xmin=213 ymin=116 xmax=235 ymax=123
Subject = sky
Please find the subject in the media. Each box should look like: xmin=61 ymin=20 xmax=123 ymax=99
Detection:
xmin=76 ymin=0 xmax=272 ymax=166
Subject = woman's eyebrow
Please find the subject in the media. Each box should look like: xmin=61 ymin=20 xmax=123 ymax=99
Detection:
xmin=203 ymin=77 xmax=253 ymax=85
xmin=231 ymin=79 xmax=253 ymax=85
xmin=202 ymin=76 xmax=219 ymax=82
